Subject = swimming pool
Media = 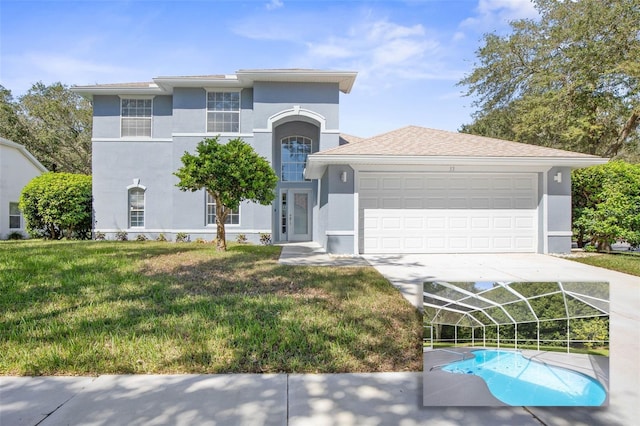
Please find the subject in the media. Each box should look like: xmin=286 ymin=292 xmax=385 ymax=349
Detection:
xmin=441 ymin=349 xmax=606 ymax=406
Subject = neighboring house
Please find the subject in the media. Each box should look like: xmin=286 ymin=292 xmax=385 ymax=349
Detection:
xmin=0 ymin=137 xmax=48 ymax=239
xmin=72 ymin=69 xmax=606 ymax=255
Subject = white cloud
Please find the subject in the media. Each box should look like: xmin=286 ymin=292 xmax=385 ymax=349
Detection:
xmin=477 ymin=0 xmax=538 ymax=19
xmin=265 ymin=0 xmax=283 ymax=11
xmin=2 ymin=52 xmax=135 ymax=93
xmin=297 ymin=17 xmax=459 ymax=91
xmin=460 ymin=0 xmax=538 ymax=32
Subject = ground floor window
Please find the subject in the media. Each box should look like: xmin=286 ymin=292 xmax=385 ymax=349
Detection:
xmin=9 ymin=202 xmax=21 ymax=229
xmin=129 ymin=188 xmax=145 ymax=227
xmin=206 ymin=192 xmax=239 ymax=225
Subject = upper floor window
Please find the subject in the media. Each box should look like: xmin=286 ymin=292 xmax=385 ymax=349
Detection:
xmin=129 ymin=188 xmax=145 ymax=228
xmin=281 ymin=136 xmax=312 ymax=182
xmin=9 ymin=202 xmax=21 ymax=229
xmin=206 ymin=192 xmax=239 ymax=225
xmin=121 ymin=98 xmax=152 ymax=137
xmin=207 ymin=91 xmax=239 ymax=133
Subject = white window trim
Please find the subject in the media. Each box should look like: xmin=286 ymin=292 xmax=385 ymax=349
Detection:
xmin=9 ymin=202 xmax=22 ymax=229
xmin=120 ymin=96 xmax=154 ymax=138
xmin=281 ymin=135 xmax=313 ymax=182
xmin=205 ymin=89 xmax=242 ymax=134
xmin=205 ymin=192 xmax=241 ymax=227
xmin=128 ymin=186 xmax=146 ymax=229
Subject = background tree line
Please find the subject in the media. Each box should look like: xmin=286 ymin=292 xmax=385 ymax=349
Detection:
xmin=459 ymin=0 xmax=640 ymax=161
xmin=0 ymin=82 xmax=92 ymax=174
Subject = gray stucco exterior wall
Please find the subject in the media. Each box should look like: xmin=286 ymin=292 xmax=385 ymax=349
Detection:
xmin=320 ymin=165 xmax=355 ymax=253
xmin=90 ymin=78 xmax=343 ymax=244
xmin=547 ymin=166 xmax=572 ymax=253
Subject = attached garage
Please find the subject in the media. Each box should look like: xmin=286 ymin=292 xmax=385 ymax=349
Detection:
xmin=358 ymin=172 xmax=538 ymax=254
xmin=304 ymin=126 xmax=608 ymax=255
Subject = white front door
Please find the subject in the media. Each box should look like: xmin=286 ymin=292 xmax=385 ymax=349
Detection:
xmin=280 ymin=189 xmax=312 ymax=242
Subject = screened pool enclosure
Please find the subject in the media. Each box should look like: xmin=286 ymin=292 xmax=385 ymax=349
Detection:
xmin=423 ymin=281 xmax=609 ymax=353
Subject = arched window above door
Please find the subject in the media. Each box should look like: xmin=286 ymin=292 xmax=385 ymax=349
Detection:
xmin=281 ymin=136 xmax=312 ymax=182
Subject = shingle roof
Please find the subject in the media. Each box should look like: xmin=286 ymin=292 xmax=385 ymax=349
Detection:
xmin=339 ymin=133 xmax=364 ymax=145
xmin=319 ymin=125 xmax=600 ymax=159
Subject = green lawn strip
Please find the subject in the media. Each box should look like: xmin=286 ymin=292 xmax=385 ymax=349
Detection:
xmin=565 ymin=252 xmax=640 ymax=277
xmin=0 ymin=240 xmax=421 ymax=375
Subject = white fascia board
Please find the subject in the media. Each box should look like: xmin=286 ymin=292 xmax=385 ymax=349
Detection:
xmin=236 ymin=70 xmax=358 ymax=94
xmin=304 ymin=155 xmax=608 ymax=179
xmin=70 ymin=86 xmax=167 ymax=97
xmin=153 ymin=76 xmax=247 ymax=91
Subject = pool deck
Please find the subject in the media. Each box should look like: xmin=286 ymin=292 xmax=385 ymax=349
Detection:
xmin=423 ymin=347 xmax=609 ymax=407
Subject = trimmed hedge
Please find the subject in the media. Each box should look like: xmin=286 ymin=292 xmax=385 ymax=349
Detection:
xmin=19 ymin=172 xmax=92 ymax=239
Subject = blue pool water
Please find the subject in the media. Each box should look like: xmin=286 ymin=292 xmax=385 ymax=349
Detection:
xmin=441 ymin=350 xmax=606 ymax=406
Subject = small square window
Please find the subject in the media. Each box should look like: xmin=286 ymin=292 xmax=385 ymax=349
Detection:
xmin=207 ymin=92 xmax=240 ymax=133
xmin=121 ymin=98 xmax=152 ymax=137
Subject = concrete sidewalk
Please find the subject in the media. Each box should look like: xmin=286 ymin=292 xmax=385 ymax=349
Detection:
xmin=1 ymin=372 xmax=547 ymax=426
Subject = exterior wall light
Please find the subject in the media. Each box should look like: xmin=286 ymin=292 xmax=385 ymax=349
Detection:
xmin=553 ymin=172 xmax=562 ymax=183
xmin=340 ymin=171 xmax=348 ymax=183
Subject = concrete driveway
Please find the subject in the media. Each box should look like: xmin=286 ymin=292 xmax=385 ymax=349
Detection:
xmin=365 ymin=253 xmax=640 ymax=426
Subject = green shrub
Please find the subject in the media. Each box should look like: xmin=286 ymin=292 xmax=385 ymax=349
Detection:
xmin=156 ymin=233 xmax=168 ymax=242
xmin=19 ymin=172 xmax=92 ymax=240
xmin=135 ymin=234 xmax=148 ymax=242
xmin=236 ymin=234 xmax=247 ymax=244
xmin=115 ymin=231 xmax=128 ymax=241
xmin=259 ymin=233 xmax=271 ymax=245
xmin=7 ymin=231 xmax=24 ymax=240
xmin=573 ymin=161 xmax=640 ymax=251
xmin=175 ymin=232 xmax=189 ymax=243
xmin=94 ymin=231 xmax=106 ymax=241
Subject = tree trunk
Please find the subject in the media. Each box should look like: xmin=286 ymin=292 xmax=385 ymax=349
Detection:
xmin=605 ymin=110 xmax=640 ymax=157
xmin=213 ymin=193 xmax=228 ymax=251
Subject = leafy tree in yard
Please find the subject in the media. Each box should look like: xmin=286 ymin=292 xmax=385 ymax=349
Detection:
xmin=459 ymin=0 xmax=640 ymax=159
xmin=0 ymin=85 xmax=30 ymax=144
xmin=0 ymin=83 xmax=92 ymax=174
xmin=19 ymin=173 xmax=92 ymax=240
xmin=18 ymin=82 xmax=92 ymax=174
xmin=174 ymin=137 xmax=278 ymax=251
xmin=572 ymin=161 xmax=640 ymax=251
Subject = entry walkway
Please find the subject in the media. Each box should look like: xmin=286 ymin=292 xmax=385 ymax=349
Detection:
xmin=277 ymin=242 xmax=368 ymax=267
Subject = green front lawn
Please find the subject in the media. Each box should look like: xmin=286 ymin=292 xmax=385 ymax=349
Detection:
xmin=565 ymin=252 xmax=640 ymax=277
xmin=0 ymin=240 xmax=421 ymax=376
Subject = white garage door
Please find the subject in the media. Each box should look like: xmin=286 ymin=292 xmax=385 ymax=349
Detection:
xmin=359 ymin=173 xmax=538 ymax=254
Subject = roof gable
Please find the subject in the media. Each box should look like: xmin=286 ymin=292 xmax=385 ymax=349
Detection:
xmin=0 ymin=137 xmax=48 ymax=173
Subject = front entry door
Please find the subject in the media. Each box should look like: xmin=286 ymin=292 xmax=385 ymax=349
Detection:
xmin=280 ymin=189 xmax=311 ymax=242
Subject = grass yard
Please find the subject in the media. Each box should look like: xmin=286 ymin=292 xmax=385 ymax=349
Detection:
xmin=0 ymin=240 xmax=421 ymax=376
xmin=565 ymin=252 xmax=640 ymax=277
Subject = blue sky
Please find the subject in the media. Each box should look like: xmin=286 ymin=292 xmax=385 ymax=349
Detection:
xmin=0 ymin=0 xmax=538 ymax=137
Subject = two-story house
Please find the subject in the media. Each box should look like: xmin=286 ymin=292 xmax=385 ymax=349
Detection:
xmin=73 ymin=69 xmax=606 ymax=255
xmin=72 ymin=69 xmax=358 ymax=249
